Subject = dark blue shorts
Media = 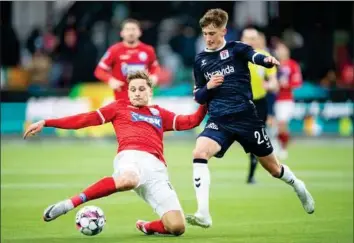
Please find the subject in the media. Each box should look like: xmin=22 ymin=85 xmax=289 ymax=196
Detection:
xmin=198 ymin=105 xmax=274 ymax=158
xmin=266 ymin=92 xmax=276 ymax=116
xmin=253 ymin=97 xmax=268 ymax=124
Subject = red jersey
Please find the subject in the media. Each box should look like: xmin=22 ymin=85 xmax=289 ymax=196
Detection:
xmin=96 ymin=42 xmax=160 ymax=100
xmin=276 ymin=59 xmax=303 ymax=101
xmin=44 ymin=101 xmax=206 ymax=165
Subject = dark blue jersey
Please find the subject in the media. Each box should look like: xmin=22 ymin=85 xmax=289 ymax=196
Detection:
xmin=193 ymin=41 xmax=271 ymax=118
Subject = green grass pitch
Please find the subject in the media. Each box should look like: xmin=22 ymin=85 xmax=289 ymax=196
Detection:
xmin=1 ymin=138 xmax=353 ymax=243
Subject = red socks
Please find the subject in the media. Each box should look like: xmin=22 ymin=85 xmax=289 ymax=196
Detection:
xmin=278 ymin=132 xmax=290 ymax=149
xmin=71 ymin=176 xmax=117 ymax=207
xmin=145 ymin=220 xmax=169 ymax=234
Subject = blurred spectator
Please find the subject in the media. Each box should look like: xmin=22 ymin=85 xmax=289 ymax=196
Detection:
xmin=49 ymin=28 xmax=77 ymax=88
xmin=42 ymin=24 xmax=58 ymax=54
xmin=26 ymin=49 xmax=52 ymax=87
xmin=169 ymin=25 xmax=197 ymax=68
xmin=26 ymin=27 xmax=42 ymax=55
xmin=71 ymin=27 xmax=98 ymax=85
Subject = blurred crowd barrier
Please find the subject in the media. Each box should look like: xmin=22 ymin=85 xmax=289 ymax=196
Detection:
xmin=1 ymin=82 xmax=353 ymax=138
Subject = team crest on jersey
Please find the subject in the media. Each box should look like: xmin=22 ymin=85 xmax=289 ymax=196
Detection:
xmin=131 ymin=112 xmax=162 ymax=128
xmin=139 ymin=52 xmax=148 ymax=61
xmin=220 ymin=50 xmax=229 ymax=60
xmin=149 ymin=108 xmax=160 ymax=116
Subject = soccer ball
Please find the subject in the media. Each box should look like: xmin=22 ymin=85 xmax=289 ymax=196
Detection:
xmin=75 ymin=206 xmax=106 ymax=236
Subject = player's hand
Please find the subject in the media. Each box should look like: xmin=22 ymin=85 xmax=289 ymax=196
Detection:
xmin=207 ymin=74 xmax=224 ymax=89
xmin=23 ymin=120 xmax=45 ymax=139
xmin=264 ymin=56 xmax=280 ymax=66
xmin=108 ymin=78 xmax=125 ymax=91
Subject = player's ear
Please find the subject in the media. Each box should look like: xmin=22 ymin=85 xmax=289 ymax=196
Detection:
xmin=223 ymin=27 xmax=227 ymax=36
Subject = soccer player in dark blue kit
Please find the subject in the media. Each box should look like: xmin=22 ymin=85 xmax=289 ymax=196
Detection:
xmin=186 ymin=9 xmax=315 ymax=228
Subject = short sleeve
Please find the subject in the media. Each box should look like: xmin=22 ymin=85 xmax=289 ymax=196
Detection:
xmin=158 ymin=107 xmax=177 ymax=131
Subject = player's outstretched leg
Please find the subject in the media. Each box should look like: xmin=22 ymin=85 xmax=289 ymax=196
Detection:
xmin=43 ymin=172 xmax=139 ymax=222
xmin=257 ymin=153 xmax=315 ymax=214
xmin=136 ymin=211 xmax=185 ymax=236
xmin=247 ymin=153 xmax=258 ymax=184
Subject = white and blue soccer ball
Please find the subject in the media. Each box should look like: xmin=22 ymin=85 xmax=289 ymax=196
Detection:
xmin=75 ymin=206 xmax=106 ymax=236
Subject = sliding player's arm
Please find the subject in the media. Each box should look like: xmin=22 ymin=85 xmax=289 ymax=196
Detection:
xmin=23 ymin=102 xmax=119 ymax=139
xmin=160 ymin=105 xmax=207 ymax=132
xmin=235 ymin=42 xmax=280 ymax=68
xmin=94 ymin=46 xmax=124 ymax=90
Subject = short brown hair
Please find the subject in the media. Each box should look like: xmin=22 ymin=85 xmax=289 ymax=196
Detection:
xmin=121 ymin=18 xmax=141 ymax=29
xmin=199 ymin=9 xmax=228 ymax=29
xmin=127 ymin=71 xmax=153 ymax=88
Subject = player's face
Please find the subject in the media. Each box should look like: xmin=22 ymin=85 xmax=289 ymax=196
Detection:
xmin=257 ymin=35 xmax=266 ymax=50
xmin=241 ymin=29 xmax=259 ymax=49
xmin=128 ymin=79 xmax=152 ymax=107
xmin=275 ymin=44 xmax=290 ymax=61
xmin=202 ymin=24 xmax=227 ymax=50
xmin=120 ymin=23 xmax=141 ymax=44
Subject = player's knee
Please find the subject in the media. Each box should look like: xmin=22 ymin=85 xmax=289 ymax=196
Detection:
xmin=166 ymin=221 xmax=185 ymax=236
xmin=270 ymin=167 xmax=282 ymax=178
xmin=192 ymin=148 xmax=209 ymax=160
xmin=162 ymin=210 xmax=185 ymax=236
xmin=278 ymin=121 xmax=287 ymax=131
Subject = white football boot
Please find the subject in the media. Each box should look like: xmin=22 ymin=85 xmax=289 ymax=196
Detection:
xmin=293 ymin=180 xmax=315 ymax=214
xmin=186 ymin=212 xmax=212 ymax=228
xmin=43 ymin=200 xmax=71 ymax=222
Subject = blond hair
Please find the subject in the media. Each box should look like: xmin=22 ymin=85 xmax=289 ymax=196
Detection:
xmin=127 ymin=71 xmax=153 ymax=88
xmin=199 ymin=9 xmax=229 ymax=29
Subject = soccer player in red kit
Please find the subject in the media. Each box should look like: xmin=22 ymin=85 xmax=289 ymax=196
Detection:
xmin=24 ymin=71 xmax=207 ymax=236
xmin=274 ymin=43 xmax=303 ymax=160
xmin=94 ymin=18 xmax=160 ymax=101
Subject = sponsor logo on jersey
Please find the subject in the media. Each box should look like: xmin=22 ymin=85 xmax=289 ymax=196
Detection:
xmin=131 ymin=112 xmax=162 ymax=128
xmin=220 ymin=50 xmax=229 ymax=60
xmin=139 ymin=51 xmax=148 ymax=61
xmin=121 ymin=63 xmax=146 ymax=76
xmin=204 ymin=65 xmax=235 ymax=80
xmin=206 ymin=122 xmax=218 ymax=130
xmin=201 ymin=60 xmax=207 ymax=66
xmin=120 ymin=54 xmax=130 ymax=60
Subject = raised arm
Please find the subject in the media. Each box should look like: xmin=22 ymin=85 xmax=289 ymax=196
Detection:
xmin=161 ymin=105 xmax=207 ymax=132
xmin=235 ymin=41 xmax=280 ymax=68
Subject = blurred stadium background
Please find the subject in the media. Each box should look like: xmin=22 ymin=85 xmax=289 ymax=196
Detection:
xmin=1 ymin=1 xmax=353 ymax=243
